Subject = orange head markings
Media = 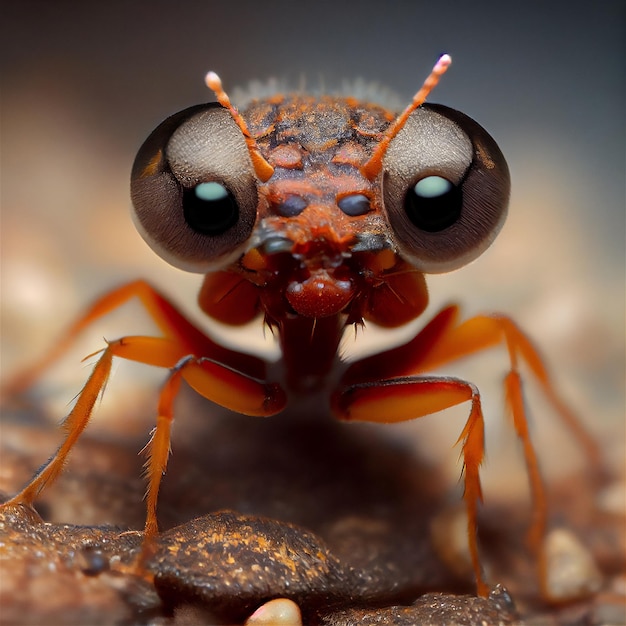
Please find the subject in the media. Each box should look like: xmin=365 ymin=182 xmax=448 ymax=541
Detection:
xmin=361 ymin=54 xmax=452 ymax=181
xmin=205 ymin=71 xmax=275 ymax=182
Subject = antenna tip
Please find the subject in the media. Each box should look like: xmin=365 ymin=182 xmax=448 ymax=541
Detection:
xmin=205 ymin=71 xmax=222 ymax=91
xmin=437 ymin=54 xmax=452 ymax=69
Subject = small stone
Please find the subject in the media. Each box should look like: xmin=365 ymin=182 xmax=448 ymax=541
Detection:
xmin=488 ymin=583 xmax=517 ymax=615
xmin=542 ymin=528 xmax=602 ymax=602
xmin=245 ymin=598 xmax=302 ymax=625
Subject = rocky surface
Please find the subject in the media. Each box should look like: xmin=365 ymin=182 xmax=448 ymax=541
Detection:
xmin=1 ymin=392 xmax=624 ymax=625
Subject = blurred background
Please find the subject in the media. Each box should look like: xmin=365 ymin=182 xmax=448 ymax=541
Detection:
xmin=1 ymin=1 xmax=624 ymax=495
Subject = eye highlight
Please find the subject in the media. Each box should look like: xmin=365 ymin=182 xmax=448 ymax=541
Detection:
xmin=413 ymin=176 xmax=452 ymax=198
xmin=405 ymin=176 xmax=461 ymax=232
xmin=183 ymin=182 xmax=238 ymax=235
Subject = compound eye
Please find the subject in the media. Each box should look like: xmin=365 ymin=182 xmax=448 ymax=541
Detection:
xmin=131 ymin=103 xmax=259 ymax=273
xmin=382 ymin=103 xmax=510 ymax=273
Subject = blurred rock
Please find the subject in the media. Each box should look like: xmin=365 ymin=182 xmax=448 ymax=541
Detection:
xmin=0 ymin=391 xmax=623 ymax=624
xmin=542 ymin=528 xmax=603 ymax=603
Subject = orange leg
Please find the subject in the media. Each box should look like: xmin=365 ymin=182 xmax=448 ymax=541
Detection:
xmin=332 ymin=375 xmax=488 ymax=595
xmin=4 ymin=335 xmax=284 ymax=513
xmin=415 ymin=310 xmax=602 ymax=514
xmin=137 ymin=346 xmax=286 ymax=541
xmin=2 ymin=281 xmax=286 ymax=541
xmin=414 ymin=310 xmax=601 ymax=469
xmin=3 ymin=279 xmax=266 ymax=395
xmin=334 ymin=304 xmax=600 ymax=596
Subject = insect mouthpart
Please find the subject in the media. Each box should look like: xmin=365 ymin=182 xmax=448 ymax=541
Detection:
xmin=285 ymin=267 xmax=355 ymax=318
xmin=286 ymin=238 xmax=357 ymax=317
xmin=246 ymin=226 xmax=359 ymax=319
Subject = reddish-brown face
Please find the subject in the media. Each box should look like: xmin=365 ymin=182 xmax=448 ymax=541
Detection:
xmin=130 ymin=87 xmax=510 ymax=330
xmin=240 ymin=96 xmax=396 ymax=320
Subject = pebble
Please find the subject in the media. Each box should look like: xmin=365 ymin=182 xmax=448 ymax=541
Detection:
xmin=245 ymin=598 xmax=303 ymax=625
xmin=542 ymin=528 xmax=602 ymax=602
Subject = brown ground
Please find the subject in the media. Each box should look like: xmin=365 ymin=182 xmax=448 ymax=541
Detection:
xmin=1 ymin=389 xmax=624 ymax=625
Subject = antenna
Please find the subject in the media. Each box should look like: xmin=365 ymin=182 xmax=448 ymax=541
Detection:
xmin=361 ymin=54 xmax=452 ymax=181
xmin=205 ymin=71 xmax=275 ymax=182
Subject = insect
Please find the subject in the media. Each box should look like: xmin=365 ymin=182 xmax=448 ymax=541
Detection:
xmin=2 ymin=55 xmax=599 ymax=597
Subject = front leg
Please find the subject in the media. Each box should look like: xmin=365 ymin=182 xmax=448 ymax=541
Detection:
xmin=333 ymin=304 xmax=600 ymax=597
xmin=1 ymin=278 xmax=288 ymax=538
xmin=139 ymin=348 xmax=286 ymax=542
xmin=3 ymin=279 xmax=266 ymax=396
xmin=0 ymin=277 xmax=291 ymax=588
xmin=2 ymin=334 xmax=286 ymax=543
xmin=331 ymin=375 xmax=488 ymax=596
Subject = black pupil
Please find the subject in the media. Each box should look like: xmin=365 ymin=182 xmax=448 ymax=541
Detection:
xmin=183 ymin=182 xmax=238 ymax=235
xmin=404 ymin=176 xmax=462 ymax=232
